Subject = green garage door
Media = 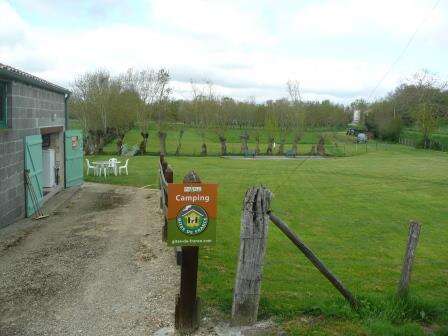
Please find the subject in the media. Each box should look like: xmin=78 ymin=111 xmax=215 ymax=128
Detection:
xmin=65 ymin=130 xmax=84 ymax=188
xmin=25 ymin=135 xmax=43 ymax=217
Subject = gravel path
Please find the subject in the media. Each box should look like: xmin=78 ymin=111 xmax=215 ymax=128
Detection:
xmin=0 ymin=183 xmax=179 ymax=336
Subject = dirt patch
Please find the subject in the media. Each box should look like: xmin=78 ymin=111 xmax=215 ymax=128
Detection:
xmin=0 ymin=228 xmax=32 ymax=252
xmin=94 ymin=191 xmax=131 ymax=211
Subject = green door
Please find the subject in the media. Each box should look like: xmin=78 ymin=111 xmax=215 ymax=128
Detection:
xmin=25 ymin=135 xmax=43 ymax=217
xmin=65 ymin=130 xmax=84 ymax=188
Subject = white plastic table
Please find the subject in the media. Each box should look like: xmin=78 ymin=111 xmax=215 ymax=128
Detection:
xmin=92 ymin=160 xmax=121 ymax=177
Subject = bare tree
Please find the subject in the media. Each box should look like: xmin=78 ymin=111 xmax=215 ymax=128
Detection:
xmin=123 ymin=68 xmax=164 ymax=155
xmin=70 ymin=70 xmax=115 ymax=154
xmin=287 ymin=80 xmax=305 ymax=155
xmin=190 ymin=80 xmax=213 ymax=156
xmin=155 ymin=69 xmax=171 ymax=155
xmin=287 ymin=80 xmax=302 ymax=104
xmin=264 ymin=103 xmax=277 ymax=155
xmin=216 ymin=95 xmax=233 ymax=156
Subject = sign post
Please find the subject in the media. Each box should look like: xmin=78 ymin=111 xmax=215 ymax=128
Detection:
xmin=168 ymin=171 xmax=218 ymax=333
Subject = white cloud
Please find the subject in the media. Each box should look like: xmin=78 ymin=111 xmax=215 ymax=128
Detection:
xmin=0 ymin=1 xmax=27 ymax=47
xmin=291 ymin=0 xmax=445 ymax=37
xmin=0 ymin=0 xmax=446 ymax=104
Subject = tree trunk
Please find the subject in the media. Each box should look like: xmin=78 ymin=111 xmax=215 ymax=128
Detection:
xmin=95 ymin=130 xmax=105 ymax=154
xmin=175 ymin=129 xmax=185 ymax=156
xmin=201 ymin=143 xmax=207 ymax=156
xmin=266 ymin=136 xmax=274 ymax=155
xmin=219 ymin=135 xmax=227 ymax=156
xmin=317 ymin=136 xmax=325 ymax=156
xmin=255 ymin=135 xmax=260 ymax=155
xmin=241 ymin=131 xmax=249 ymax=155
xmin=277 ymin=137 xmax=285 ymax=155
xmin=158 ymin=131 xmax=167 ymax=155
xmin=292 ymin=134 xmax=301 ymax=156
xmin=140 ymin=132 xmax=149 ymax=155
xmin=424 ymin=135 xmax=430 ymax=149
xmin=85 ymin=132 xmax=95 ymax=155
xmin=116 ymin=132 xmax=125 ymax=155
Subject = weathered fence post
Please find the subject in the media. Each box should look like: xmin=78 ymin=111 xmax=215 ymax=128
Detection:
xmin=397 ymin=220 xmax=421 ymax=299
xmin=159 ymin=154 xmax=173 ymax=242
xmin=175 ymin=171 xmax=202 ymax=333
xmin=232 ymin=186 xmax=272 ymax=326
xmin=163 ymin=166 xmax=173 ymax=242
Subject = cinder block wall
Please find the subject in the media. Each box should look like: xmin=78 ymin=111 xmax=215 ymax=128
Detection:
xmin=0 ymin=81 xmax=65 ymax=227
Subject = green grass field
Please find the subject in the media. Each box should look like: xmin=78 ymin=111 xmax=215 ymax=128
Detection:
xmin=85 ymin=144 xmax=448 ymax=335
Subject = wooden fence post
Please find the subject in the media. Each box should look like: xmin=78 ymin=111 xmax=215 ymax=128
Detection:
xmin=232 ymin=186 xmax=272 ymax=326
xmin=175 ymin=171 xmax=201 ymax=333
xmin=162 ymin=166 xmax=173 ymax=242
xmin=397 ymin=220 xmax=421 ymax=299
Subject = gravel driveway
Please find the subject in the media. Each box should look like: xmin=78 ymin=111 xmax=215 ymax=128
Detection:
xmin=0 ymin=183 xmax=179 ymax=336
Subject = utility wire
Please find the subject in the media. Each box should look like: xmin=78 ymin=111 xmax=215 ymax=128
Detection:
xmin=367 ymin=0 xmax=442 ymax=102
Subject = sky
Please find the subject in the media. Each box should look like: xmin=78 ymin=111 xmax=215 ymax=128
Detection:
xmin=0 ymin=0 xmax=447 ymax=104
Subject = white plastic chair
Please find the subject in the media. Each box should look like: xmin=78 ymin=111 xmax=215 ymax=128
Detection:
xmin=119 ymin=159 xmax=129 ymax=175
xmin=86 ymin=159 xmax=98 ymax=176
xmin=108 ymin=158 xmax=118 ymax=176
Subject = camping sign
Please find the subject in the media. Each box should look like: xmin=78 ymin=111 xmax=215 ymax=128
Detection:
xmin=167 ymin=183 xmax=218 ymax=246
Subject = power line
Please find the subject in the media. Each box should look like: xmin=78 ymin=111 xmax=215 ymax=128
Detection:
xmin=367 ymin=0 xmax=442 ymax=102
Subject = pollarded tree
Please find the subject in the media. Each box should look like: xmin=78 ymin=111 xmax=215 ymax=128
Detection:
xmin=154 ymin=69 xmax=171 ymax=155
xmin=216 ymin=96 xmax=234 ymax=156
xmin=264 ymin=102 xmax=277 ymax=155
xmin=287 ymin=80 xmax=305 ymax=155
xmin=275 ymin=99 xmax=291 ymax=155
xmin=190 ymin=80 xmax=214 ymax=156
xmin=123 ymin=68 xmax=163 ymax=155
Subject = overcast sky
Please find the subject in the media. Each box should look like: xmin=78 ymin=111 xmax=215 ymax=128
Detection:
xmin=1 ymin=0 xmax=447 ymax=104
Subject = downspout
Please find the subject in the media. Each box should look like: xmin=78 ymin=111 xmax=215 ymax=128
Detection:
xmin=64 ymin=93 xmax=70 ymax=130
xmin=63 ymin=93 xmax=70 ymax=188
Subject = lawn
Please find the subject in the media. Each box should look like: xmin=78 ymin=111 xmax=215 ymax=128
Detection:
xmin=85 ymin=144 xmax=448 ymax=335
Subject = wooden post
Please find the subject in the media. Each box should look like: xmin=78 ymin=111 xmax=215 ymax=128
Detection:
xmin=160 ymin=154 xmax=165 ymax=171
xmin=268 ymin=212 xmax=359 ymax=309
xmin=164 ymin=165 xmax=173 ymax=183
xmin=232 ymin=186 xmax=272 ymax=326
xmin=397 ymin=220 xmax=421 ymax=299
xmin=162 ymin=165 xmax=173 ymax=242
xmin=175 ymin=171 xmax=201 ymax=333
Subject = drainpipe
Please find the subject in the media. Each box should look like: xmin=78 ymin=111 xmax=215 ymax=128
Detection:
xmin=63 ymin=93 xmax=70 ymax=189
xmin=64 ymin=93 xmax=70 ymax=130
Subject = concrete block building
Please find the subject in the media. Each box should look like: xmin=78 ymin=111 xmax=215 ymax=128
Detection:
xmin=0 ymin=63 xmax=83 ymax=227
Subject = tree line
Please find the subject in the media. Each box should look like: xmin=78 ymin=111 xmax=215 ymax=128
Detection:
xmin=69 ymin=68 xmax=448 ymax=155
xmin=357 ymin=70 xmax=448 ymax=148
